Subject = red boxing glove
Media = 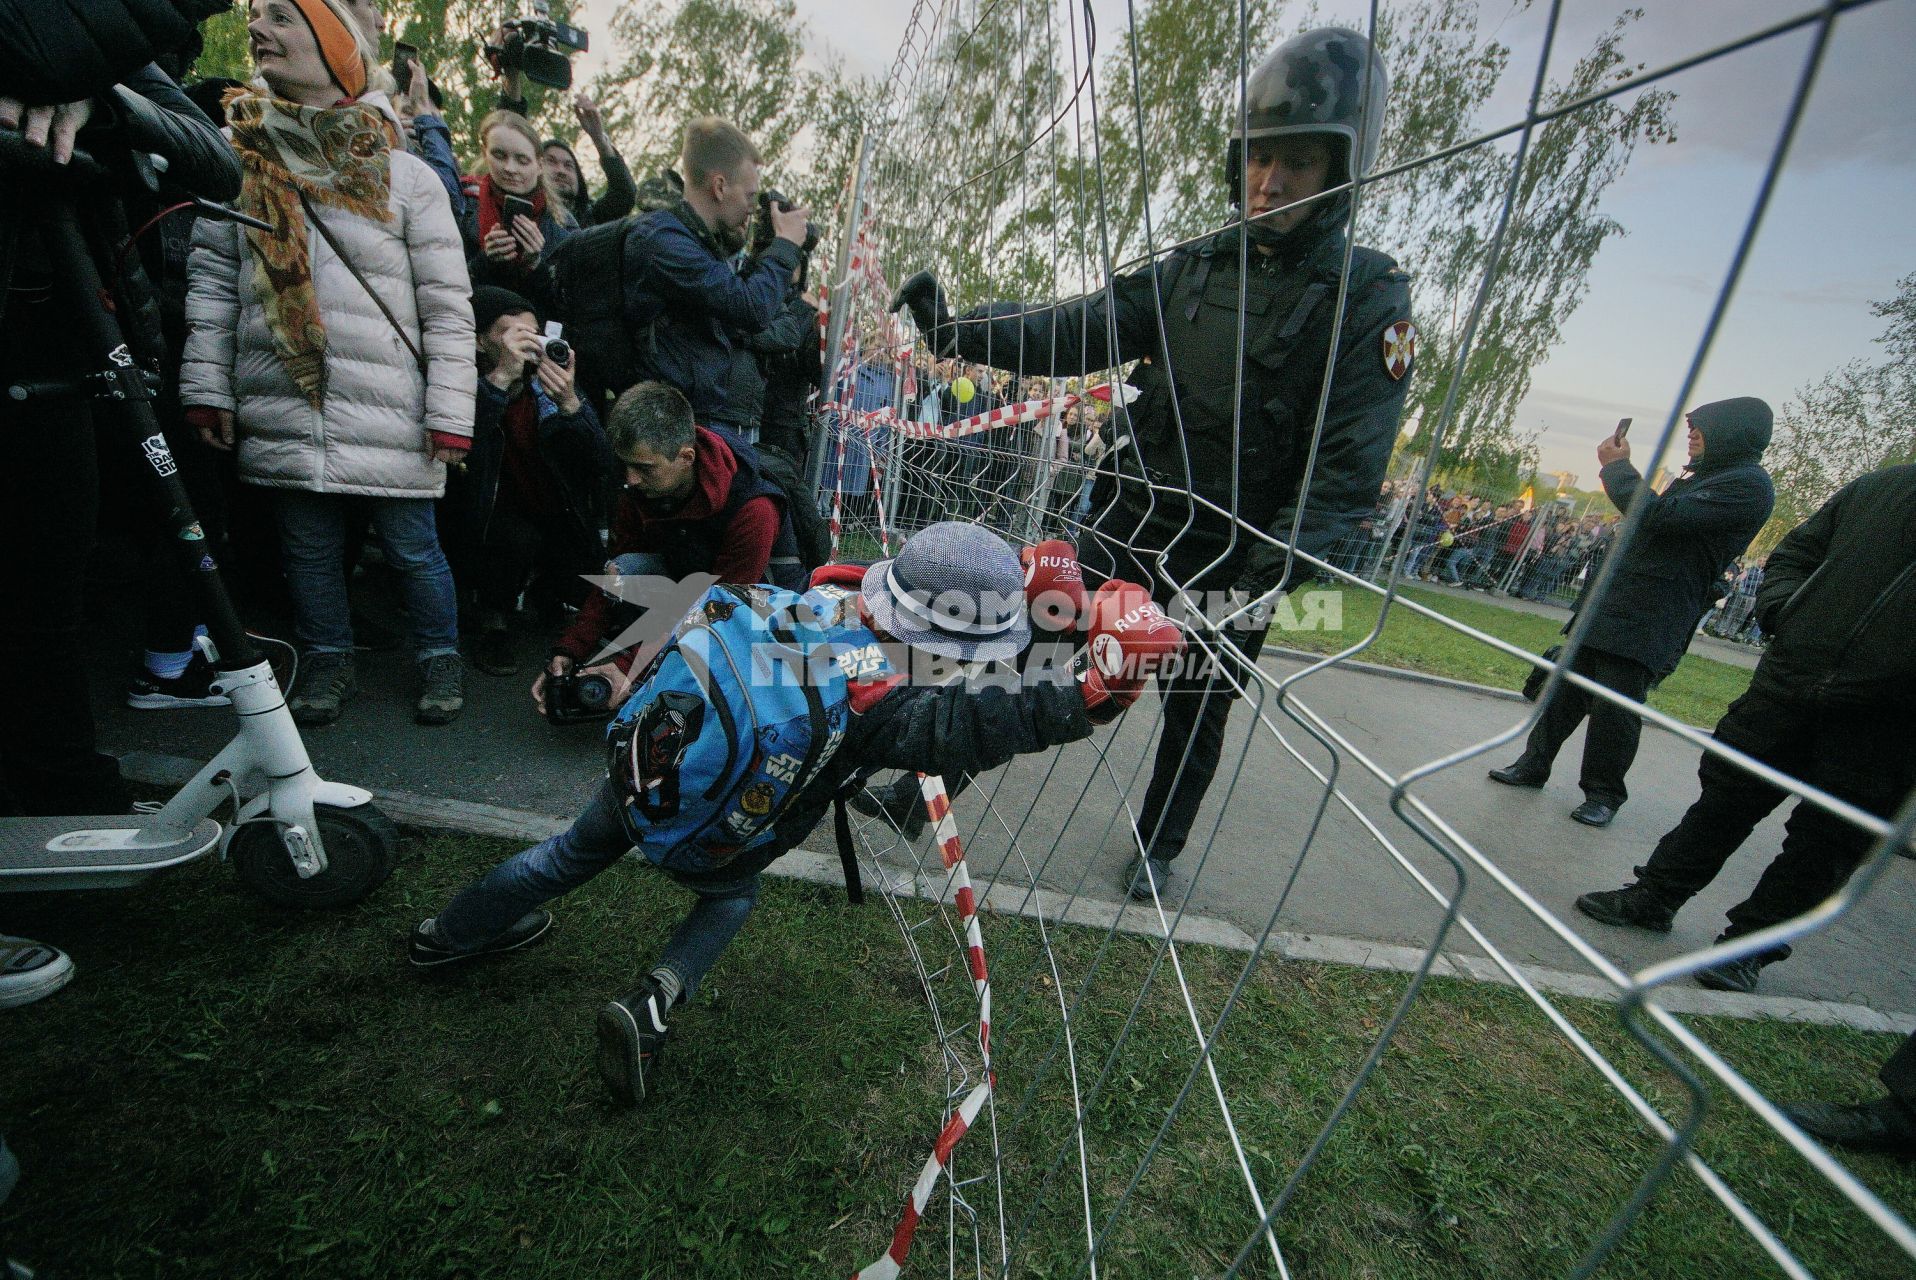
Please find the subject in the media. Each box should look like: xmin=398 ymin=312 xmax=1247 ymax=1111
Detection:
xmin=1078 ymin=581 xmax=1186 ymax=722
xmin=1021 ymin=539 xmax=1086 ymax=636
xmin=1086 ymin=580 xmax=1186 ymax=687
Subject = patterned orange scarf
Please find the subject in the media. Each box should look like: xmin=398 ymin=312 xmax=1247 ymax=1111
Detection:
xmin=224 ymin=89 xmax=398 ymax=409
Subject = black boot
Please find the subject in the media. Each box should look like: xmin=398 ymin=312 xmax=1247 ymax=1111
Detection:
xmin=1574 ymin=882 xmax=1675 ymax=932
xmin=1783 ymin=1097 xmax=1916 ymax=1156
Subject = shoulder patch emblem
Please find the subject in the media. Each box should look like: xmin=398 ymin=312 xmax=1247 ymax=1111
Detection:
xmin=1382 ymin=320 xmax=1416 ymax=381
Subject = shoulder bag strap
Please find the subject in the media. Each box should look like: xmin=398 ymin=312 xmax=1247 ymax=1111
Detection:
xmin=297 ymin=191 xmax=429 ymax=376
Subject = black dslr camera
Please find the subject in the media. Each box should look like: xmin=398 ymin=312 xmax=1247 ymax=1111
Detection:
xmin=489 ymin=1 xmax=590 ymax=91
xmin=545 ymin=666 xmax=616 ymax=724
xmin=751 ymin=189 xmax=820 ymax=259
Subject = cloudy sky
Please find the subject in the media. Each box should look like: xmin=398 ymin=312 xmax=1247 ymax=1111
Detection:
xmin=575 ymin=0 xmax=1914 ymax=483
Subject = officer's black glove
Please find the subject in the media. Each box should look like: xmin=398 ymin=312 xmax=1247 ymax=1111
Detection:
xmin=1232 ymin=541 xmax=1295 ymax=630
xmin=890 ymin=270 xmax=957 ymax=356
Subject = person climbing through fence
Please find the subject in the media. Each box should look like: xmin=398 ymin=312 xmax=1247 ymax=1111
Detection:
xmin=408 ymin=521 xmax=1184 ymax=1107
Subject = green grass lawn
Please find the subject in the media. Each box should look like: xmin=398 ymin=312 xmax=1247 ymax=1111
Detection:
xmin=1276 ymin=584 xmax=1755 ymax=729
xmin=3 ymin=832 xmax=1912 ymax=1278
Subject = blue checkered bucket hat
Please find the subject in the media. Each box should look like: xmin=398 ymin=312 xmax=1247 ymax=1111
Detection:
xmin=861 ymin=522 xmax=1032 ymax=662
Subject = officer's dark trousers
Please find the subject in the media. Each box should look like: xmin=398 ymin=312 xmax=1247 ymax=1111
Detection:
xmin=1633 ymin=686 xmax=1915 ymax=955
xmin=1516 ymin=644 xmax=1652 ymax=809
xmin=1137 ymin=615 xmax=1269 ymax=861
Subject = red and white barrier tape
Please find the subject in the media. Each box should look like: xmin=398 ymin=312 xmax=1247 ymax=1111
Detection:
xmin=892 ymin=394 xmax=1077 ymax=441
xmin=850 ymin=772 xmax=995 ymax=1280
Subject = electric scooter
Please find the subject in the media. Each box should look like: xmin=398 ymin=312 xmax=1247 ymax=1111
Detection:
xmin=0 ymin=135 xmax=396 ymax=909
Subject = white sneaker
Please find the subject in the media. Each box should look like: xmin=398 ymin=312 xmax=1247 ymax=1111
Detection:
xmin=0 ymin=936 xmax=73 ymax=1009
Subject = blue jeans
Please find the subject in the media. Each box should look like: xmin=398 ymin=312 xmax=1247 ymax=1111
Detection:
xmin=275 ymin=492 xmax=459 ymax=660
xmin=434 ymin=779 xmax=759 ymax=999
xmin=1442 ymin=546 xmax=1486 ymax=585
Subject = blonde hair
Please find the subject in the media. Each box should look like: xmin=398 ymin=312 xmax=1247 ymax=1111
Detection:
xmin=681 ymin=116 xmax=761 ymax=187
xmin=475 ymin=109 xmax=575 ymax=224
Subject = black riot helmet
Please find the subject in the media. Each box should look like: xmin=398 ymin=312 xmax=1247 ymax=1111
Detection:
xmin=1226 ymin=27 xmax=1389 ymax=242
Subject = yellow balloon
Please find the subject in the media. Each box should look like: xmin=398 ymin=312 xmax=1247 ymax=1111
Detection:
xmin=952 ymin=376 xmax=976 ymax=405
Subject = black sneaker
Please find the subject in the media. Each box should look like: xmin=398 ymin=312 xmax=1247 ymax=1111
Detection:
xmin=125 ymin=651 xmax=231 ymax=710
xmin=1695 ymin=953 xmax=1771 ymax=994
xmin=596 ymin=976 xmax=672 ymax=1107
xmin=1783 ymin=1097 xmax=1916 ymax=1157
xmin=407 ymin=911 xmax=552 ymax=969
xmin=1574 ymin=883 xmax=1675 ymax=933
xmin=850 ymin=780 xmax=927 ymax=838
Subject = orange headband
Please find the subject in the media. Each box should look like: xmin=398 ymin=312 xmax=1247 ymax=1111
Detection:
xmin=289 ymin=0 xmax=367 ymax=100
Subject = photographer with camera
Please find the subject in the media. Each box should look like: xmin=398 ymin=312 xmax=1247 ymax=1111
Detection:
xmin=533 ymin=381 xmax=804 ymax=720
xmin=1 ymin=0 xmax=241 ymax=814
xmin=388 ymin=51 xmax=466 ymax=218
xmin=615 ymin=117 xmax=810 ymax=422
xmin=488 ymin=2 xmax=589 ymax=105
xmin=443 ymin=287 xmax=614 ymax=679
xmin=708 ymin=189 xmax=818 ymax=445
xmin=461 ymin=109 xmax=576 ymax=314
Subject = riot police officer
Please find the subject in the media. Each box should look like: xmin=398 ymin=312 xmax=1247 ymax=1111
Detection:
xmin=892 ymin=27 xmax=1417 ymax=900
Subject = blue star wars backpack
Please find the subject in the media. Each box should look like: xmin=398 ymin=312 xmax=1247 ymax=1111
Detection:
xmin=606 ymin=581 xmax=895 ymax=886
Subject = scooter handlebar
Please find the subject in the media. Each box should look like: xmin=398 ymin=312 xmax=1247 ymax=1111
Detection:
xmin=0 ymin=130 xmax=112 ymax=186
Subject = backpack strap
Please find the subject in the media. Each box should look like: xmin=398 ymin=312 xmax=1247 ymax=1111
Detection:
xmin=833 ymin=784 xmax=865 ymax=906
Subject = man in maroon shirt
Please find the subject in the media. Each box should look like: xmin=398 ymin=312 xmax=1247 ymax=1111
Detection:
xmin=533 ymin=381 xmax=804 ymax=715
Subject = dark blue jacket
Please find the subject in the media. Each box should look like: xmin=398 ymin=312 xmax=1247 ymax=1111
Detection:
xmin=407 ymin=113 xmax=465 ymax=221
xmin=620 ymin=201 xmax=802 ymax=421
xmin=1576 ymin=398 xmax=1776 ymax=677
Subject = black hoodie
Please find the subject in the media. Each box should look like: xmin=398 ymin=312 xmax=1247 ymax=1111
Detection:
xmin=1575 ymin=398 xmax=1776 ymax=677
xmin=1751 ymin=463 xmax=1916 ymax=710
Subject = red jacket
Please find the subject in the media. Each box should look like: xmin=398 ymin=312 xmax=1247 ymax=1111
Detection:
xmin=556 ymin=426 xmax=779 ymax=666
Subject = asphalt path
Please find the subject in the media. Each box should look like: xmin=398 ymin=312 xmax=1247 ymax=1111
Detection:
xmin=88 ymin=616 xmax=1914 ymax=1017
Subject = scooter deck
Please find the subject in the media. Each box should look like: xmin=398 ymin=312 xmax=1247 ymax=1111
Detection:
xmin=0 ymin=816 xmax=222 ymax=892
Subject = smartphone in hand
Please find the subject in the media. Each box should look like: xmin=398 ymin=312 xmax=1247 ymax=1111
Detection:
xmin=502 ymin=194 xmax=538 ymax=224
xmin=391 ymin=40 xmax=419 ymax=94
xmin=1612 ymin=417 xmax=1632 ymax=444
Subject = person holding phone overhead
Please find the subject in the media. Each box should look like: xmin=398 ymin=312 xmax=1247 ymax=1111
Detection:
xmin=387 ymin=41 xmax=466 ymax=219
xmin=460 ymin=109 xmax=575 ymax=312
xmin=1487 ymin=400 xmax=1775 ymax=827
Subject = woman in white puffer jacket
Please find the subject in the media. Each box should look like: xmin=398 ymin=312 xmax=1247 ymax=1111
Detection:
xmin=181 ymin=0 xmax=475 ymax=728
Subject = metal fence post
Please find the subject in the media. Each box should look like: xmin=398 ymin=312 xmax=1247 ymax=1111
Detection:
xmin=809 ymin=133 xmax=877 ymax=499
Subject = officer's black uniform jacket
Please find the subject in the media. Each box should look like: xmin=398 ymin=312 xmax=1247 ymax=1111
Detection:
xmin=1751 ymin=463 xmax=1916 ymax=711
xmin=947 ymin=220 xmax=1414 ymax=586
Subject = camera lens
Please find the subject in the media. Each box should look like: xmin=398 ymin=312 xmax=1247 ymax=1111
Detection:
xmin=577 ymin=674 xmax=614 ymax=709
xmin=545 ymin=337 xmax=571 ymax=365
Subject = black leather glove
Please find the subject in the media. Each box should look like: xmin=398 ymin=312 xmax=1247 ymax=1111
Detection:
xmin=889 ymin=270 xmax=957 ymax=356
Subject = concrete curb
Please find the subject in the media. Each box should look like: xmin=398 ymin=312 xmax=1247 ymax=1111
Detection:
xmin=119 ymin=750 xmax=1914 ymax=1037
xmin=1264 ymin=645 xmax=1527 ymax=703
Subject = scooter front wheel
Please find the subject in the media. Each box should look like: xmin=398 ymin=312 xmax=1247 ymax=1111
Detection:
xmin=231 ymin=803 xmax=399 ymax=909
